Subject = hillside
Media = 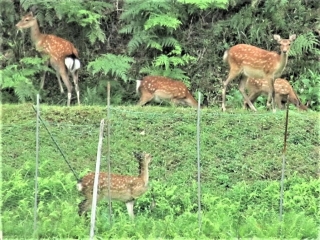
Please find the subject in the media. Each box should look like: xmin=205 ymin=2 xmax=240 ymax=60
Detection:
xmin=1 ymin=104 xmax=319 ymax=238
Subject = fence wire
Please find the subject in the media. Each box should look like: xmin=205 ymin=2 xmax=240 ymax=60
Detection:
xmin=2 ymin=106 xmax=319 ymax=238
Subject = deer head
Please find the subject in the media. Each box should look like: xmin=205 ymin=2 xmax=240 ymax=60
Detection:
xmin=222 ymin=34 xmax=296 ymax=112
xmin=136 ymin=76 xmax=198 ymax=108
xmin=77 ymin=152 xmax=152 ymax=218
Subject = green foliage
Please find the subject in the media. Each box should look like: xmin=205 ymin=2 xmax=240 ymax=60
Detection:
xmin=291 ymin=70 xmax=320 ymax=111
xmin=290 ymin=32 xmax=320 ymax=56
xmin=177 ymin=0 xmax=229 ymax=10
xmin=2 ymin=104 xmax=319 ymax=238
xmin=87 ymin=54 xmax=135 ymax=81
xmin=120 ymin=0 xmax=226 ymax=80
xmin=20 ymin=0 xmax=111 ymax=44
xmin=3 ymin=0 xmax=319 ymax=108
xmin=0 ymin=57 xmax=43 ymax=102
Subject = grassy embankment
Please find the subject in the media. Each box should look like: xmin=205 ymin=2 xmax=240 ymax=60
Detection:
xmin=2 ymin=104 xmax=319 ymax=238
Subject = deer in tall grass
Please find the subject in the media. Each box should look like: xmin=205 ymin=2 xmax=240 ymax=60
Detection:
xmin=15 ymin=11 xmax=81 ymax=106
xmin=77 ymin=152 xmax=152 ymax=219
xmin=222 ymin=34 xmax=296 ymax=112
xmin=136 ymin=76 xmax=198 ymax=108
xmin=244 ymin=78 xmax=307 ymax=110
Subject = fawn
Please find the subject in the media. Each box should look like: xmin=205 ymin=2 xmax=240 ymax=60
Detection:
xmin=77 ymin=152 xmax=152 ymax=219
xmin=16 ymin=11 xmax=81 ymax=106
xmin=136 ymin=76 xmax=198 ymax=108
xmin=245 ymin=78 xmax=307 ymax=110
xmin=222 ymin=34 xmax=296 ymax=112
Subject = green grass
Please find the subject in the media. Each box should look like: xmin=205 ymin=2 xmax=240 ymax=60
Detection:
xmin=1 ymin=104 xmax=319 ymax=238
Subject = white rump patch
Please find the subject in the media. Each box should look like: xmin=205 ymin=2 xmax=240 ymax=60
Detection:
xmin=76 ymin=182 xmax=83 ymax=191
xmin=65 ymin=57 xmax=81 ymax=72
xmin=136 ymin=80 xmax=142 ymax=94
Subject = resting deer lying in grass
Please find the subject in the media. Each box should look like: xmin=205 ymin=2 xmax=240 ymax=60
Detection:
xmin=222 ymin=34 xmax=296 ymax=112
xmin=16 ymin=11 xmax=81 ymax=106
xmin=77 ymin=152 xmax=152 ymax=219
xmin=136 ymin=76 xmax=198 ymax=108
xmin=245 ymin=78 xmax=307 ymax=110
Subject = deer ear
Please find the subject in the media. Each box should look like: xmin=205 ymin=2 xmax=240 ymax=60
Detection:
xmin=273 ymin=34 xmax=281 ymax=41
xmin=289 ymin=34 xmax=296 ymax=41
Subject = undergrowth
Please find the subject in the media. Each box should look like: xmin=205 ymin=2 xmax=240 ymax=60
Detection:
xmin=1 ymin=104 xmax=319 ymax=238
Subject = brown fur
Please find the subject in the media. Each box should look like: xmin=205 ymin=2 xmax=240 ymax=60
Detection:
xmin=222 ymin=34 xmax=296 ymax=112
xmin=16 ymin=12 xmax=80 ymax=106
xmin=77 ymin=152 xmax=152 ymax=218
xmin=136 ymin=76 xmax=198 ymax=108
xmin=245 ymin=78 xmax=307 ymax=110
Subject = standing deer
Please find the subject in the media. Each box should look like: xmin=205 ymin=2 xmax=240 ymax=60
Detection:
xmin=136 ymin=76 xmax=198 ymax=108
xmin=222 ymin=34 xmax=296 ymax=112
xmin=245 ymin=78 xmax=307 ymax=110
xmin=77 ymin=152 xmax=152 ymax=219
xmin=16 ymin=11 xmax=81 ymax=106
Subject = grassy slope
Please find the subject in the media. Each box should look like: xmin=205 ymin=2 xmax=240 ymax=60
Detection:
xmin=2 ymin=104 xmax=318 ymax=182
xmin=1 ymin=104 xmax=319 ymax=238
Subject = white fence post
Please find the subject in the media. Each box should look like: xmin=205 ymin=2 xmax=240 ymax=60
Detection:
xmin=90 ymin=119 xmax=105 ymax=239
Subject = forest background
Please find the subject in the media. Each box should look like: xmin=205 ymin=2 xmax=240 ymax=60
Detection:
xmin=0 ymin=0 xmax=319 ymax=109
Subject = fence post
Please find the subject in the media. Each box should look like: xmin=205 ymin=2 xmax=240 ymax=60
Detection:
xmin=89 ymin=119 xmax=105 ymax=239
xmin=197 ymin=92 xmax=202 ymax=234
xmin=106 ymin=81 xmax=112 ymax=226
xmin=33 ymin=94 xmax=40 ymax=239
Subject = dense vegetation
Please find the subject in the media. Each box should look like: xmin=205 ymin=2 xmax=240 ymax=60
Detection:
xmin=2 ymin=104 xmax=319 ymax=238
xmin=1 ymin=0 xmax=319 ymax=110
xmin=1 ymin=0 xmax=319 ymax=238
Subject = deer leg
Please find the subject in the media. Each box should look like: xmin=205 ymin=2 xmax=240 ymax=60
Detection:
xmin=55 ymin=72 xmax=65 ymax=94
xmin=222 ymin=68 xmax=241 ymax=111
xmin=40 ymin=59 xmax=50 ymax=89
xmin=276 ymin=94 xmax=285 ymax=109
xmin=244 ymin=92 xmax=260 ymax=109
xmin=125 ymin=200 xmax=135 ymax=219
xmin=71 ymin=70 xmax=80 ymax=105
xmin=266 ymin=77 xmax=276 ymax=112
xmin=78 ymin=199 xmax=91 ymax=217
xmin=137 ymin=92 xmax=154 ymax=106
xmin=57 ymin=64 xmax=73 ymax=106
xmin=239 ymin=77 xmax=257 ymax=112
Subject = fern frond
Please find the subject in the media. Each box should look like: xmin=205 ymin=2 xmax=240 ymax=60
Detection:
xmin=139 ymin=66 xmax=190 ymax=81
xmin=14 ymin=80 xmax=37 ymax=103
xmin=144 ymin=14 xmax=182 ymax=30
xmin=290 ymin=32 xmax=320 ymax=57
xmin=154 ymin=55 xmax=171 ymax=70
xmin=87 ymin=54 xmax=135 ymax=82
xmin=177 ymin=0 xmax=228 ymax=10
xmin=127 ymin=33 xmax=153 ymax=54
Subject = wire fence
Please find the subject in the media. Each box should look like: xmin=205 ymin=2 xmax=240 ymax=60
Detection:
xmin=2 ymin=100 xmax=319 ymax=238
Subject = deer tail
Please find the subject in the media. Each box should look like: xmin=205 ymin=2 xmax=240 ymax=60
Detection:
xmin=136 ymin=80 xmax=142 ymax=94
xmin=223 ymin=50 xmax=229 ymax=63
xmin=65 ymin=55 xmax=81 ymax=72
xmin=76 ymin=179 xmax=83 ymax=191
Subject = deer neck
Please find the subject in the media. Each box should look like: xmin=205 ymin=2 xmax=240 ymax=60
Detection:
xmin=139 ymin=162 xmax=149 ymax=186
xmin=30 ymin=21 xmax=43 ymax=46
xmin=275 ymin=51 xmax=289 ymax=77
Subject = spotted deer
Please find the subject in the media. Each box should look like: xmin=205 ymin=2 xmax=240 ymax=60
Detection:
xmin=16 ymin=11 xmax=81 ymax=106
xmin=136 ymin=76 xmax=198 ymax=108
xmin=244 ymin=78 xmax=307 ymax=110
xmin=77 ymin=152 xmax=152 ymax=219
xmin=222 ymin=34 xmax=296 ymax=112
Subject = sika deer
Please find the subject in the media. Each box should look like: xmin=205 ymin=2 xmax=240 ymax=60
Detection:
xmin=77 ymin=152 xmax=152 ymax=219
xmin=245 ymin=78 xmax=307 ymax=110
xmin=222 ymin=34 xmax=296 ymax=112
xmin=16 ymin=11 xmax=81 ymax=106
xmin=136 ymin=76 xmax=198 ymax=108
